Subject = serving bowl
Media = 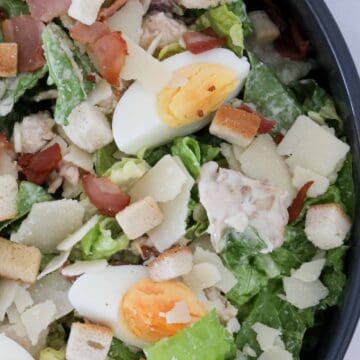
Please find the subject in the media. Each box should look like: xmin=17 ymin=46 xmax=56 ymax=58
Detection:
xmin=287 ymin=0 xmax=360 ymax=359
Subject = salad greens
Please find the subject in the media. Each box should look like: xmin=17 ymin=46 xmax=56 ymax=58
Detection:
xmin=145 ymin=312 xmax=236 ymax=360
xmin=42 ymin=23 xmax=94 ymax=125
xmin=0 ymin=0 xmax=29 ymax=16
xmin=108 ymin=338 xmax=142 ymax=360
xmin=95 ymin=142 xmax=119 ymax=176
xmin=39 ymin=348 xmax=66 ymax=360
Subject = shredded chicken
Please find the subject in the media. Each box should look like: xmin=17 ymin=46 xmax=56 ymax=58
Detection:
xmin=140 ymin=12 xmax=187 ymax=50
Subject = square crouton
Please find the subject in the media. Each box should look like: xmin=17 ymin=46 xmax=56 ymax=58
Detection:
xmin=0 ymin=175 xmax=18 ymax=222
xmin=305 ymin=203 xmax=351 ymax=250
xmin=116 ymin=196 xmax=164 ymax=240
xmin=66 ymin=322 xmax=113 ymax=360
xmin=210 ymin=106 xmax=261 ymax=147
xmin=0 ymin=43 xmax=17 ymax=77
xmin=0 ymin=238 xmax=41 ymax=284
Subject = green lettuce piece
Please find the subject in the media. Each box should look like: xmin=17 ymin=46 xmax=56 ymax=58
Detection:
xmin=171 ymin=136 xmax=219 ymax=179
xmin=158 ymin=42 xmax=185 ymax=60
xmin=39 ymin=348 xmax=65 ymax=360
xmin=227 ymin=0 xmax=253 ymax=36
xmin=108 ymin=338 xmax=142 ymax=360
xmin=42 ymin=23 xmax=94 ymax=124
xmin=196 ymin=5 xmax=244 ymax=56
xmin=244 ymin=53 xmax=303 ymax=132
xmin=0 ymin=66 xmax=48 ymax=116
xmin=0 ymin=181 xmax=51 ymax=232
xmin=79 ymin=217 xmax=129 ymax=260
xmin=186 ymin=200 xmax=209 ymax=240
xmin=236 ymin=281 xmax=314 ymax=359
xmin=0 ymin=0 xmax=28 ymax=16
xmin=144 ymin=312 xmax=236 ymax=360
xmin=289 ymin=79 xmax=343 ymax=133
xmin=95 ymin=142 xmax=119 ymax=176
xmin=320 ymin=246 xmax=348 ymax=309
xmin=105 ymin=158 xmax=149 ymax=189
xmin=141 ymin=144 xmax=171 ymax=167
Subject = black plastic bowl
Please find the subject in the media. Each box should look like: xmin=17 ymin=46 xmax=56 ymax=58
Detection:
xmin=289 ymin=1 xmax=360 ymax=359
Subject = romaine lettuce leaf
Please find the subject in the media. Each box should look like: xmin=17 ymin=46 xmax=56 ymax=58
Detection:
xmin=186 ymin=199 xmax=209 ymax=240
xmin=0 ymin=181 xmax=51 ymax=232
xmin=39 ymin=348 xmax=65 ymax=360
xmin=244 ymin=53 xmax=303 ymax=132
xmin=42 ymin=23 xmax=94 ymax=124
xmin=196 ymin=5 xmax=244 ymax=56
xmin=145 ymin=312 xmax=236 ymax=360
xmin=108 ymin=338 xmax=142 ymax=360
xmin=227 ymin=0 xmax=253 ymax=36
xmin=95 ymin=142 xmax=119 ymax=176
xmin=105 ymin=158 xmax=149 ymax=190
xmin=78 ymin=216 xmax=129 ymax=260
xmin=0 ymin=0 xmax=29 ymax=16
xmin=158 ymin=42 xmax=185 ymax=61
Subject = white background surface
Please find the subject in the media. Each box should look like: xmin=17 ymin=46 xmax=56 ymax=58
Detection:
xmin=323 ymin=1 xmax=360 ymax=359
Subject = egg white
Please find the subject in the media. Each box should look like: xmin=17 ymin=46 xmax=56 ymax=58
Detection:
xmin=0 ymin=334 xmax=34 ymax=360
xmin=68 ymin=265 xmax=149 ymax=348
xmin=113 ymin=49 xmax=250 ymax=155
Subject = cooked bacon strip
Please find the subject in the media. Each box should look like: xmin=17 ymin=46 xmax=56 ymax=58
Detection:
xmin=2 ymin=15 xmax=45 ymax=72
xmin=70 ymin=21 xmax=110 ymax=45
xmin=88 ymin=32 xmax=128 ymax=86
xmin=98 ymin=0 xmax=128 ymax=21
xmin=238 ymin=104 xmax=276 ymax=134
xmin=288 ymin=181 xmax=314 ymax=223
xmin=26 ymin=0 xmax=71 ymax=22
xmin=19 ymin=144 xmax=62 ymax=185
xmin=82 ymin=174 xmax=131 ymax=216
xmin=274 ymin=133 xmax=284 ymax=145
xmin=183 ymin=31 xmax=225 ymax=54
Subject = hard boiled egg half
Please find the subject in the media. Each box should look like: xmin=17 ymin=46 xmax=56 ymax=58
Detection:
xmin=68 ymin=265 xmax=207 ymax=348
xmin=113 ymin=48 xmax=250 ymax=155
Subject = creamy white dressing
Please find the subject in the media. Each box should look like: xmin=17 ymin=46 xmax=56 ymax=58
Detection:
xmin=199 ymin=162 xmax=289 ymax=252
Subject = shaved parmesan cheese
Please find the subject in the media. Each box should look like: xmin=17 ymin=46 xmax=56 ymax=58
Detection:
xmin=88 ymin=80 xmax=113 ymax=106
xmin=283 ymin=277 xmax=329 ymax=309
xmin=148 ymin=158 xmax=194 ymax=251
xmin=57 ymin=215 xmax=99 ymax=251
xmin=0 ymin=333 xmax=34 ymax=360
xmin=6 ymin=305 xmax=21 ymax=324
xmin=61 ymin=260 xmax=108 ymax=277
xmin=11 ymin=200 xmax=85 ymax=253
xmin=258 ymin=348 xmax=293 ymax=360
xmin=0 ymin=279 xmax=19 ymax=321
xmin=193 ymin=247 xmax=237 ymax=293
xmin=14 ymin=287 xmax=33 ymax=313
xmin=28 ymin=272 xmax=73 ymax=320
xmin=291 ymin=259 xmax=326 ymax=282
xmin=183 ymin=263 xmax=221 ymax=290
xmin=226 ymin=317 xmax=241 ymax=333
xmin=220 ymin=143 xmax=241 ymax=171
xmin=37 ymin=252 xmax=70 ymax=280
xmin=121 ymin=35 xmax=172 ymax=93
xmin=63 ymin=145 xmax=94 ymax=173
xmin=108 ymin=0 xmax=145 ymax=43
xmin=292 ymin=166 xmax=329 ymax=198
xmin=163 ymin=300 xmax=191 ymax=324
xmin=68 ymin=0 xmax=105 ymax=26
xmin=243 ymin=345 xmax=257 ymax=357
xmin=240 ymin=134 xmax=295 ymax=202
xmin=251 ymin=323 xmax=281 ymax=352
xmin=21 ymin=301 xmax=56 ymax=345
xmin=277 ymin=115 xmax=349 ymax=178
xmin=130 ymin=155 xmax=188 ymax=203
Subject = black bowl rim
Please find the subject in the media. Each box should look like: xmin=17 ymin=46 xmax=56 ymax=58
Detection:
xmin=292 ymin=1 xmax=360 ymax=359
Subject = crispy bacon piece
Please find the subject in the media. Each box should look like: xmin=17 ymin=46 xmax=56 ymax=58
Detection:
xmin=19 ymin=144 xmax=62 ymax=185
xmin=26 ymin=0 xmax=71 ymax=22
xmin=183 ymin=31 xmax=226 ymax=54
xmin=70 ymin=21 xmax=110 ymax=45
xmin=288 ymin=181 xmax=314 ymax=223
xmin=238 ymin=104 xmax=276 ymax=134
xmin=98 ymin=0 xmax=128 ymax=21
xmin=88 ymin=32 xmax=128 ymax=86
xmin=274 ymin=133 xmax=284 ymax=145
xmin=2 ymin=15 xmax=45 ymax=72
xmin=82 ymin=174 xmax=131 ymax=216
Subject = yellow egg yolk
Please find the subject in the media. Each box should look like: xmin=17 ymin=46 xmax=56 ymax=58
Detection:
xmin=158 ymin=63 xmax=238 ymax=128
xmin=121 ymin=278 xmax=207 ymax=342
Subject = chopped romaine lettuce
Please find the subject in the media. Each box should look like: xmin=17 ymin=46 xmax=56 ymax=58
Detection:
xmin=158 ymin=42 xmax=185 ymax=61
xmin=42 ymin=23 xmax=94 ymax=125
xmin=108 ymin=338 xmax=142 ymax=360
xmin=0 ymin=66 xmax=48 ymax=116
xmin=186 ymin=199 xmax=209 ymax=240
xmin=227 ymin=0 xmax=253 ymax=36
xmin=0 ymin=181 xmax=52 ymax=232
xmin=95 ymin=142 xmax=119 ymax=176
xmin=39 ymin=348 xmax=65 ymax=360
xmin=78 ymin=217 xmax=129 ymax=260
xmin=244 ymin=53 xmax=303 ymax=132
xmin=145 ymin=312 xmax=236 ymax=360
xmin=105 ymin=158 xmax=149 ymax=189
xmin=0 ymin=0 xmax=29 ymax=16
xmin=196 ymin=5 xmax=245 ymax=56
